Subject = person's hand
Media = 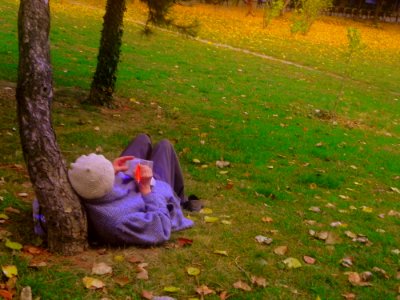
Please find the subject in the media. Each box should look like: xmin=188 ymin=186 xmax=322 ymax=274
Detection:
xmin=138 ymin=164 xmax=153 ymax=195
xmin=112 ymin=156 xmax=134 ymax=174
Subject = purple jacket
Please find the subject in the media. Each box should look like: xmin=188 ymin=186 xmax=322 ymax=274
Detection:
xmin=83 ymin=172 xmax=194 ymax=246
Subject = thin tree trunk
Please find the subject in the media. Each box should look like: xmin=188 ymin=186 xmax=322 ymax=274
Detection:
xmin=17 ymin=0 xmax=87 ymax=254
xmin=86 ymin=0 xmax=126 ymax=107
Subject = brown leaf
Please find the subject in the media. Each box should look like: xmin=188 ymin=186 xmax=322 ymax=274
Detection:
xmin=273 ymin=246 xmax=288 ymax=256
xmin=233 ymin=280 xmax=252 ymax=291
xmin=4 ymin=207 xmax=20 ymax=214
xmin=23 ymin=245 xmax=45 ymax=255
xmin=113 ymin=276 xmax=130 ymax=287
xmin=303 ymin=256 xmax=316 ymax=265
xmin=225 ymin=180 xmax=234 ymax=190
xmin=346 ymin=272 xmax=372 ymax=287
xmin=196 ymin=284 xmax=215 ymax=296
xmin=219 ymin=290 xmax=229 ymax=300
xmin=136 ymin=269 xmax=149 ymax=280
xmin=92 ymin=262 xmax=112 ymax=275
xmin=261 ymin=217 xmax=273 ymax=223
xmin=251 ymin=276 xmax=267 ymax=287
xmin=372 ymin=267 xmax=389 ymax=279
xmin=28 ymin=261 xmax=47 ymax=268
xmin=342 ymin=292 xmax=356 ymax=300
xmin=136 ymin=262 xmax=149 ymax=280
xmin=141 ymin=290 xmax=153 ymax=300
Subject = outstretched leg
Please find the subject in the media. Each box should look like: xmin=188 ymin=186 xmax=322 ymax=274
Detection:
xmin=120 ymin=133 xmax=152 ymax=159
xmin=151 ymin=139 xmax=186 ymax=204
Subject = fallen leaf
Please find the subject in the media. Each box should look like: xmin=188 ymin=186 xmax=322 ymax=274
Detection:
xmin=0 ymin=213 xmax=9 ymax=220
xmin=372 ymin=267 xmax=389 ymax=279
xmin=23 ymin=245 xmax=44 ymax=255
xmin=346 ymin=272 xmax=372 ymax=286
xmin=255 ymin=235 xmax=273 ymax=245
xmin=344 ymin=231 xmax=357 ymax=239
xmin=361 ymin=206 xmax=373 ymax=213
xmin=274 ymin=246 xmax=288 ymax=256
xmin=303 ymin=256 xmax=316 ymax=264
xmin=187 ymin=267 xmax=201 ymax=276
xmin=204 ymin=216 xmax=219 ymax=223
xmin=251 ymin=276 xmax=267 ymax=287
xmin=113 ymin=255 xmax=125 ymax=262
xmin=5 ymin=239 xmax=22 ymax=251
xmin=92 ymin=262 xmax=112 ymax=275
xmin=163 ymin=286 xmax=180 ymax=293
xmin=390 ymin=187 xmax=400 ymax=194
xmin=233 ymin=280 xmax=252 ymax=291
xmin=221 ymin=220 xmax=232 ymax=225
xmin=177 ymin=237 xmax=193 ymax=247
xmin=196 ymin=285 xmax=215 ymax=296
xmin=0 ymin=290 xmax=13 ymax=300
xmin=136 ymin=263 xmax=149 ymax=280
xmin=216 ymin=160 xmax=230 ymax=168
xmin=141 ymin=290 xmax=153 ymax=300
xmin=219 ymin=290 xmax=229 ymax=300
xmin=315 ymin=231 xmax=329 ymax=240
xmin=213 ymin=250 xmax=228 ymax=256
xmin=5 ymin=207 xmax=20 ymax=214
xmin=262 ymin=217 xmax=273 ymax=223
xmin=283 ymin=257 xmax=302 ymax=269
xmin=392 ymin=249 xmax=400 ymax=255
xmin=340 ymin=257 xmax=354 ymax=268
xmin=309 ymin=206 xmax=321 ymax=213
xmin=82 ymin=276 xmax=105 ymax=289
xmin=1 ymin=265 xmax=18 ymax=278
xmin=28 ymin=261 xmax=47 ymax=268
xmin=113 ymin=276 xmax=130 ymax=287
xmin=342 ymin=292 xmax=356 ymax=300
xmin=193 ymin=159 xmax=201 ymax=164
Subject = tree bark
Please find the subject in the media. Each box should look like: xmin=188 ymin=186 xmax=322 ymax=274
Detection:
xmin=17 ymin=0 xmax=88 ymax=254
xmin=86 ymin=0 xmax=126 ymax=107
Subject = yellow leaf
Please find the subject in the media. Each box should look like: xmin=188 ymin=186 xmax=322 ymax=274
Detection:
xmin=1 ymin=265 xmax=18 ymax=278
xmin=187 ymin=267 xmax=201 ymax=276
xmin=0 ymin=213 xmax=9 ymax=220
xmin=204 ymin=216 xmax=219 ymax=223
xmin=113 ymin=255 xmax=125 ymax=262
xmin=82 ymin=276 xmax=105 ymax=289
xmin=361 ymin=206 xmax=373 ymax=213
xmin=213 ymin=250 xmax=228 ymax=256
xmin=5 ymin=239 xmax=22 ymax=251
xmin=283 ymin=257 xmax=302 ymax=269
xmin=163 ymin=286 xmax=180 ymax=293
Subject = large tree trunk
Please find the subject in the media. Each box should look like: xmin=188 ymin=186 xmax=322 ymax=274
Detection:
xmin=86 ymin=0 xmax=126 ymax=107
xmin=16 ymin=0 xmax=88 ymax=255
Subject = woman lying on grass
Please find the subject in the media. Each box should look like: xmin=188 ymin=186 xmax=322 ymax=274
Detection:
xmin=35 ymin=134 xmax=200 ymax=246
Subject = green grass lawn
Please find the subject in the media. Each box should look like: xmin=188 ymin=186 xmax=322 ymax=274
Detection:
xmin=0 ymin=0 xmax=399 ymax=299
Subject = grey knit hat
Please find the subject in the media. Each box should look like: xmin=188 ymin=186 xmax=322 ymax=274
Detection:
xmin=68 ymin=154 xmax=114 ymax=199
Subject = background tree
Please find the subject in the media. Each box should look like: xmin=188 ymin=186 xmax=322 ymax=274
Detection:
xmin=17 ymin=0 xmax=88 ymax=254
xmin=86 ymin=0 xmax=127 ymax=107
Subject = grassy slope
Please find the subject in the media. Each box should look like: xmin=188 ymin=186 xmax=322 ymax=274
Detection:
xmin=0 ymin=0 xmax=399 ymax=299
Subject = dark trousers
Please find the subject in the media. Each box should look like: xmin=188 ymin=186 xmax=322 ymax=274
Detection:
xmin=120 ymin=134 xmax=186 ymax=204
